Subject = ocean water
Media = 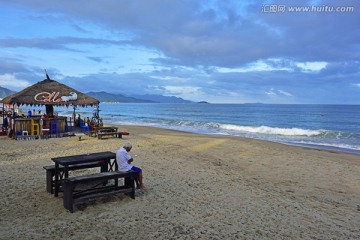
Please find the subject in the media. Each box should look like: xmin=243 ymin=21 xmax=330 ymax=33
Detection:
xmin=58 ymin=103 xmax=360 ymax=155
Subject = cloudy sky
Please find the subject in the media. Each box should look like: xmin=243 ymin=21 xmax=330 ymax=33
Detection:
xmin=0 ymin=0 xmax=359 ymax=103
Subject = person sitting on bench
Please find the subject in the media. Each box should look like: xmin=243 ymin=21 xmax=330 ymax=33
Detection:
xmin=116 ymin=142 xmax=145 ymax=190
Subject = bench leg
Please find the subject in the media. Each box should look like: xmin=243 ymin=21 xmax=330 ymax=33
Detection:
xmin=125 ymin=176 xmax=135 ymax=199
xmin=100 ymin=161 xmax=108 ymax=172
xmin=63 ymin=181 xmax=75 ymax=213
xmin=46 ymin=169 xmax=54 ymax=193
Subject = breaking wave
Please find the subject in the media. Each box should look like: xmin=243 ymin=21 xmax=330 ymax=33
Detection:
xmin=218 ymin=124 xmax=323 ymax=136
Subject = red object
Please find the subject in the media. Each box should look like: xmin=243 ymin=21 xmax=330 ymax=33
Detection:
xmin=121 ymin=132 xmax=130 ymax=135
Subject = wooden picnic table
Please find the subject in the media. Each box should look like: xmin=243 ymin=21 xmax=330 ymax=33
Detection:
xmin=98 ymin=126 xmax=118 ymax=133
xmin=51 ymin=151 xmax=117 ymax=197
xmin=96 ymin=126 xmax=122 ymax=139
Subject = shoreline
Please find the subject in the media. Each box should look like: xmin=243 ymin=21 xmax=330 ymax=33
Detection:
xmin=111 ymin=123 xmax=360 ymax=156
xmin=1 ymin=124 xmax=359 ymax=239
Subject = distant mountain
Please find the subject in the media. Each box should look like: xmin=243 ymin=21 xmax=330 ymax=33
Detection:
xmin=1 ymin=88 xmax=194 ymax=103
xmin=131 ymin=94 xmax=193 ymax=103
xmin=86 ymin=91 xmax=153 ymax=103
xmin=87 ymin=91 xmax=194 ymax=103
xmin=0 ymin=86 xmax=16 ymax=98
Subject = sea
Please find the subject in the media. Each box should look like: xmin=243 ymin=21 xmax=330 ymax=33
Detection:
xmin=55 ymin=103 xmax=360 ymax=155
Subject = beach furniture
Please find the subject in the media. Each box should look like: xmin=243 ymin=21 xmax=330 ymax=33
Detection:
xmin=62 ymin=171 xmax=135 ymax=212
xmin=50 ymin=118 xmax=59 ymax=136
xmin=43 ymin=161 xmax=106 ymax=194
xmin=96 ymin=126 xmax=122 ymax=139
xmin=30 ymin=119 xmax=39 ymax=136
xmin=49 ymin=151 xmax=135 ymax=212
xmin=65 ymin=117 xmax=73 ymax=132
xmin=80 ymin=121 xmax=90 ymax=133
xmin=40 ymin=118 xmax=50 ymax=136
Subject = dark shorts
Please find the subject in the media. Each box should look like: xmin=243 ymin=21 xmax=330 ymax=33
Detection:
xmin=131 ymin=166 xmax=142 ymax=173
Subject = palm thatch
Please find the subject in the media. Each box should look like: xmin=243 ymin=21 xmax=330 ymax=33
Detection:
xmin=0 ymin=79 xmax=99 ymax=107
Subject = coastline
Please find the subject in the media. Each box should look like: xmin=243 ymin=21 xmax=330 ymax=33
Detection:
xmin=110 ymin=123 xmax=360 ymax=156
xmin=1 ymin=124 xmax=359 ymax=239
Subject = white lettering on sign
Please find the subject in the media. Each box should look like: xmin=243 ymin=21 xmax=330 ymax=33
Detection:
xmin=34 ymin=92 xmax=62 ymax=103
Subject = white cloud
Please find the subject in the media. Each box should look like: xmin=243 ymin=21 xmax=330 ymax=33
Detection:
xmin=266 ymin=88 xmax=293 ymax=97
xmin=354 ymin=83 xmax=360 ymax=88
xmin=265 ymin=88 xmax=277 ymax=96
xmin=296 ymin=62 xmax=327 ymax=72
xmin=216 ymin=59 xmax=293 ymax=73
xmin=0 ymin=74 xmax=30 ymax=89
xmin=278 ymin=90 xmax=293 ymax=97
xmin=164 ymin=86 xmax=202 ymax=96
xmin=150 ymin=76 xmax=190 ymax=83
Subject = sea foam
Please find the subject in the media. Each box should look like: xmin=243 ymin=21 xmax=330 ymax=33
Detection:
xmin=219 ymin=124 xmax=322 ymax=136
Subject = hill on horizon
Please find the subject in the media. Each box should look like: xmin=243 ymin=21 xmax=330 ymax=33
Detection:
xmin=0 ymin=86 xmax=194 ymax=104
xmin=87 ymin=91 xmax=193 ymax=103
xmin=86 ymin=91 xmax=152 ymax=103
xmin=0 ymin=86 xmax=16 ymax=98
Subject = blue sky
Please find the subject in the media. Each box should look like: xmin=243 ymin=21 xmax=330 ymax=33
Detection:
xmin=0 ymin=0 xmax=359 ymax=104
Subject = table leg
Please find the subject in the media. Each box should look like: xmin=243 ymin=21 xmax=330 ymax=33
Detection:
xmin=100 ymin=160 xmax=108 ymax=172
xmin=54 ymin=163 xmax=59 ymax=197
xmin=64 ymin=165 xmax=69 ymax=178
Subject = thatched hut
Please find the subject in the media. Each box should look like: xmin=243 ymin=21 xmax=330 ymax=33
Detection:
xmin=1 ymin=79 xmax=99 ymax=110
xmin=1 ymin=78 xmax=99 ymax=138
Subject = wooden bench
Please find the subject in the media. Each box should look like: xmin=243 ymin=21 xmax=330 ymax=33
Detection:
xmin=97 ymin=132 xmax=122 ymax=139
xmin=43 ymin=162 xmax=107 ymax=194
xmin=62 ymin=171 xmax=135 ymax=212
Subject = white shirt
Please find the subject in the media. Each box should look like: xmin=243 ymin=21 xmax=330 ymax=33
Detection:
xmin=116 ymin=147 xmax=133 ymax=171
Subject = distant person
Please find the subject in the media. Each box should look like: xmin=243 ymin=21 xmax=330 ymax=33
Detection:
xmin=77 ymin=114 xmax=81 ymax=127
xmin=27 ymin=109 xmax=32 ymax=117
xmin=116 ymin=143 xmax=145 ymax=190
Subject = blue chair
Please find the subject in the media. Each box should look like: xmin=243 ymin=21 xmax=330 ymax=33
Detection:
xmin=50 ymin=119 xmax=59 ymax=136
xmin=65 ymin=117 xmax=73 ymax=132
xmin=80 ymin=121 xmax=90 ymax=133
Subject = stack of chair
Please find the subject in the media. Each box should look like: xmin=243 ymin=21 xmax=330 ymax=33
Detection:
xmin=50 ymin=119 xmax=59 ymax=136
xmin=80 ymin=121 xmax=90 ymax=133
xmin=31 ymin=119 xmax=40 ymax=136
xmin=40 ymin=118 xmax=50 ymax=136
xmin=65 ymin=117 xmax=73 ymax=132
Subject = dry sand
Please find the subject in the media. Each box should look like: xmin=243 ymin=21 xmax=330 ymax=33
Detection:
xmin=0 ymin=125 xmax=359 ymax=240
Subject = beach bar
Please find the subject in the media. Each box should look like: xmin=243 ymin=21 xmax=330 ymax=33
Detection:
xmin=1 ymin=76 xmax=99 ymax=139
xmin=13 ymin=117 xmax=67 ymax=136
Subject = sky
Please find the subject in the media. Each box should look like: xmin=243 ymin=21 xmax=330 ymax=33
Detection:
xmin=0 ymin=0 xmax=359 ymax=104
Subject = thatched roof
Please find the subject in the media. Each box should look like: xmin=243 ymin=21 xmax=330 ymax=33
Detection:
xmin=0 ymin=79 xmax=99 ymax=107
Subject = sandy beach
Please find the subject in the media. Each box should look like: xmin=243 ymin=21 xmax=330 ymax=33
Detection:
xmin=0 ymin=125 xmax=359 ymax=240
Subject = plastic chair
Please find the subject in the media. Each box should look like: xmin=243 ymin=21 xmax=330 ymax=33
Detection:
xmin=31 ymin=119 xmax=40 ymax=136
xmin=39 ymin=118 xmax=50 ymax=135
xmin=80 ymin=121 xmax=90 ymax=133
xmin=50 ymin=119 xmax=59 ymax=136
xmin=65 ymin=117 xmax=73 ymax=132
xmin=40 ymin=118 xmax=50 ymax=135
